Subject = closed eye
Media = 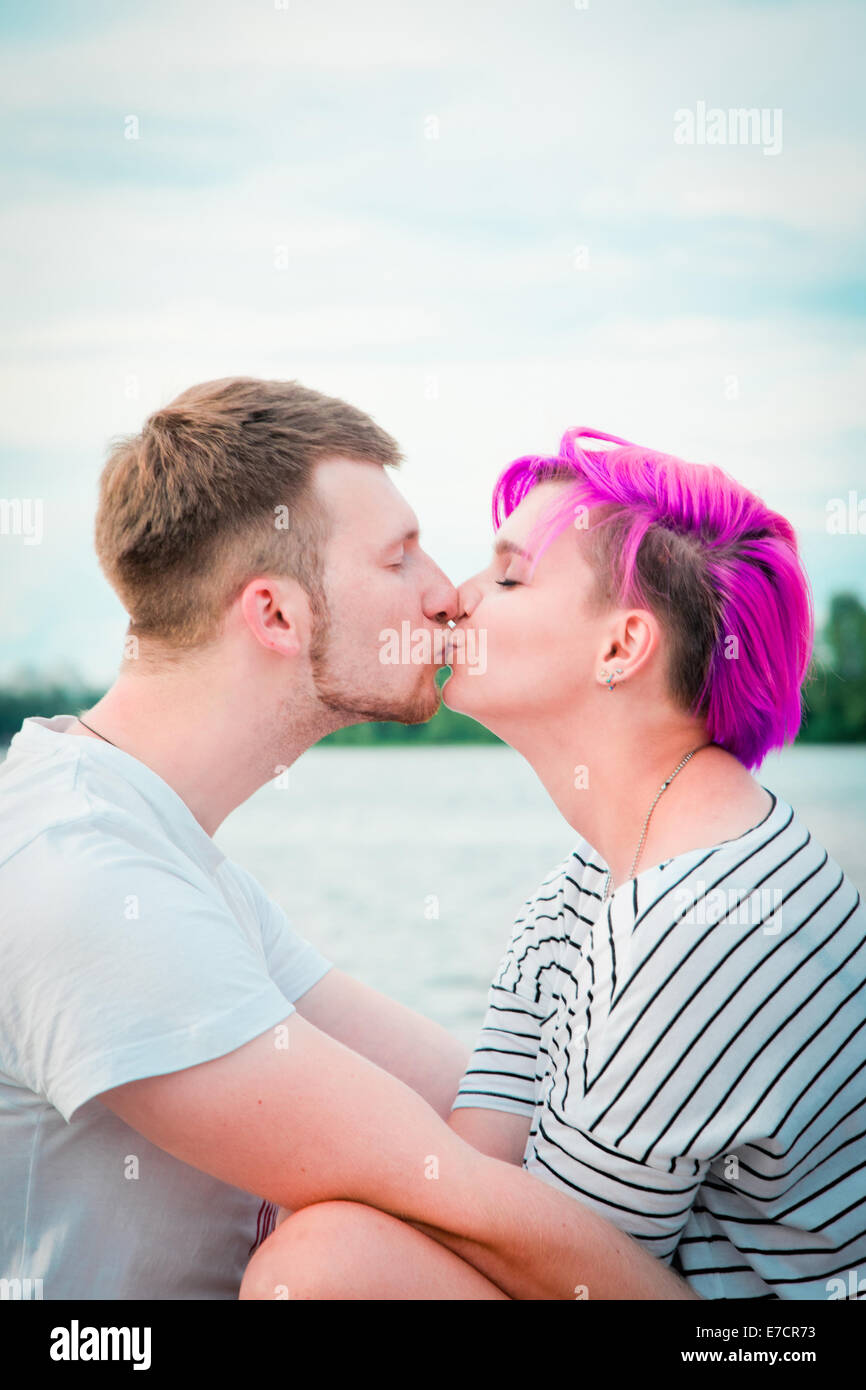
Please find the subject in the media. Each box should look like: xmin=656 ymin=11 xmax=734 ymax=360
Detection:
xmin=496 ymin=578 xmax=520 ymax=587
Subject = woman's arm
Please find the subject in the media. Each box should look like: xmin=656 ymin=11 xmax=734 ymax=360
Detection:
xmin=293 ymin=965 xmax=471 ymax=1120
xmin=448 ymin=1106 xmax=531 ymax=1165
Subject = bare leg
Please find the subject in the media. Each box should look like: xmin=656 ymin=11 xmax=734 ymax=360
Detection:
xmin=240 ymin=1200 xmax=510 ymax=1301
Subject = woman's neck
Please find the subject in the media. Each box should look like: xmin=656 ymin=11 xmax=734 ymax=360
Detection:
xmin=502 ymin=715 xmax=771 ymax=891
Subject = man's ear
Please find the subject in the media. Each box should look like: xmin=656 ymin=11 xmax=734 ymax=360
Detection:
xmin=238 ymin=575 xmax=311 ymax=657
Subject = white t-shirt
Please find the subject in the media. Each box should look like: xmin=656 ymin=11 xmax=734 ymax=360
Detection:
xmin=0 ymin=714 xmax=333 ymax=1300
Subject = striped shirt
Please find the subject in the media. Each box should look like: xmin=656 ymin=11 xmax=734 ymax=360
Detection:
xmin=452 ymin=790 xmax=866 ymax=1300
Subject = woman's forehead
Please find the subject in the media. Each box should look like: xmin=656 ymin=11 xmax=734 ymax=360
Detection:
xmin=500 ymin=477 xmax=576 ymax=539
xmin=498 ymin=481 xmax=595 ymax=580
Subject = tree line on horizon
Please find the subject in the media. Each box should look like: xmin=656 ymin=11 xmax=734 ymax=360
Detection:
xmin=1 ymin=593 xmax=864 ymax=748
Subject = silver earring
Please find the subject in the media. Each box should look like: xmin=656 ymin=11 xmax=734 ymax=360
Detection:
xmin=600 ymin=667 xmax=624 ymax=690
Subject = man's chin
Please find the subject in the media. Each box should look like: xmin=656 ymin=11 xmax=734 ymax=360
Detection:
xmin=314 ymin=670 xmax=442 ymax=727
xmin=384 ymin=676 xmax=442 ymax=726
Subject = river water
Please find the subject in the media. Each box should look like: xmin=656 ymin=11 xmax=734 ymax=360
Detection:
xmin=213 ymin=744 xmax=866 ymax=1046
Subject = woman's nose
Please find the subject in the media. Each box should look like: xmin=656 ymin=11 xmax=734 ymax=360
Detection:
xmin=455 ymin=579 xmax=481 ymax=621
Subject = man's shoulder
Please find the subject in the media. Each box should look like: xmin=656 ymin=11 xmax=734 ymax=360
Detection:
xmin=0 ymin=782 xmax=212 ymax=934
xmin=0 ymin=734 xmax=206 ymax=881
xmin=214 ymin=857 xmax=286 ymax=934
xmin=0 ymin=734 xmax=89 ymax=865
xmin=1 ymin=794 xmax=181 ymax=876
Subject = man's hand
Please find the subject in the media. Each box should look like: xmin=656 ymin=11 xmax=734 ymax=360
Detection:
xmin=97 ymin=1011 xmax=699 ymax=1300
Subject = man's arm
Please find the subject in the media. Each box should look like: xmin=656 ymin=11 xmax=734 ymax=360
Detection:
xmin=292 ymin=967 xmax=470 ymax=1121
xmin=274 ymin=965 xmax=472 ymax=1228
xmin=97 ymin=1011 xmax=699 ymax=1300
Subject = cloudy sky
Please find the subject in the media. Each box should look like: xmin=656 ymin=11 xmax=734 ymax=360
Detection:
xmin=1 ymin=0 xmax=864 ymax=684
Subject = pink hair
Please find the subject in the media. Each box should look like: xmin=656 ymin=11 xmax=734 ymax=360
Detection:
xmin=492 ymin=427 xmax=814 ymax=769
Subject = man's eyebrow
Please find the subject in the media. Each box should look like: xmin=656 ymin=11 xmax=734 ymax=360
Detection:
xmin=381 ymin=525 xmax=419 ymax=553
xmin=493 ymin=537 xmax=531 ymax=560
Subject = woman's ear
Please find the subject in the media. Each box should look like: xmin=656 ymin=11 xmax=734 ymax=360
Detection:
xmin=594 ymin=608 xmax=659 ymax=690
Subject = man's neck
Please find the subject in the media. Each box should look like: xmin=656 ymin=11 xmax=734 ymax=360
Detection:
xmin=68 ymin=671 xmax=339 ymax=837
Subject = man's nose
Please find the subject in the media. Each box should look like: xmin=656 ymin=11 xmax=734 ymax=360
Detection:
xmin=422 ymin=563 xmax=460 ymax=625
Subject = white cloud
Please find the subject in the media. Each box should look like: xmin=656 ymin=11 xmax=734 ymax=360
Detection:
xmin=0 ymin=0 xmax=452 ymax=116
xmin=613 ymin=142 xmax=866 ymax=235
xmin=11 ymin=300 xmax=443 ymax=356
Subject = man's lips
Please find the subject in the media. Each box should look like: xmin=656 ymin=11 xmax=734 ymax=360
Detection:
xmin=443 ymin=622 xmax=469 ymax=664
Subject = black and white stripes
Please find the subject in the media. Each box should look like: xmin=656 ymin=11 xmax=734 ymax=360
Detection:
xmin=452 ymin=791 xmax=866 ymax=1300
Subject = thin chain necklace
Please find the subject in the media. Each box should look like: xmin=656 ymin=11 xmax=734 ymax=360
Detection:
xmin=76 ymin=716 xmax=118 ymax=748
xmin=601 ymin=744 xmax=712 ymax=904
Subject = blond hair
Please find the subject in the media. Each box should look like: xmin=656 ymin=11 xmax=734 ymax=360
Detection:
xmin=95 ymin=376 xmax=401 ymax=651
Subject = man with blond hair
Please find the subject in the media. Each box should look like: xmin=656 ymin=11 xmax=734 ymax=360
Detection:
xmin=0 ymin=377 xmax=699 ymax=1301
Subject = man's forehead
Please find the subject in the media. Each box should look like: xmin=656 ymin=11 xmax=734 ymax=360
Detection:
xmin=312 ymin=456 xmax=417 ymax=539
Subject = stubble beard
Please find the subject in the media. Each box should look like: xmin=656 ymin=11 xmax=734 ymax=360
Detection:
xmin=307 ymin=589 xmax=441 ymax=726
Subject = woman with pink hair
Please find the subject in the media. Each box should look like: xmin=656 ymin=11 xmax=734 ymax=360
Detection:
xmin=445 ymin=428 xmax=865 ymax=1301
